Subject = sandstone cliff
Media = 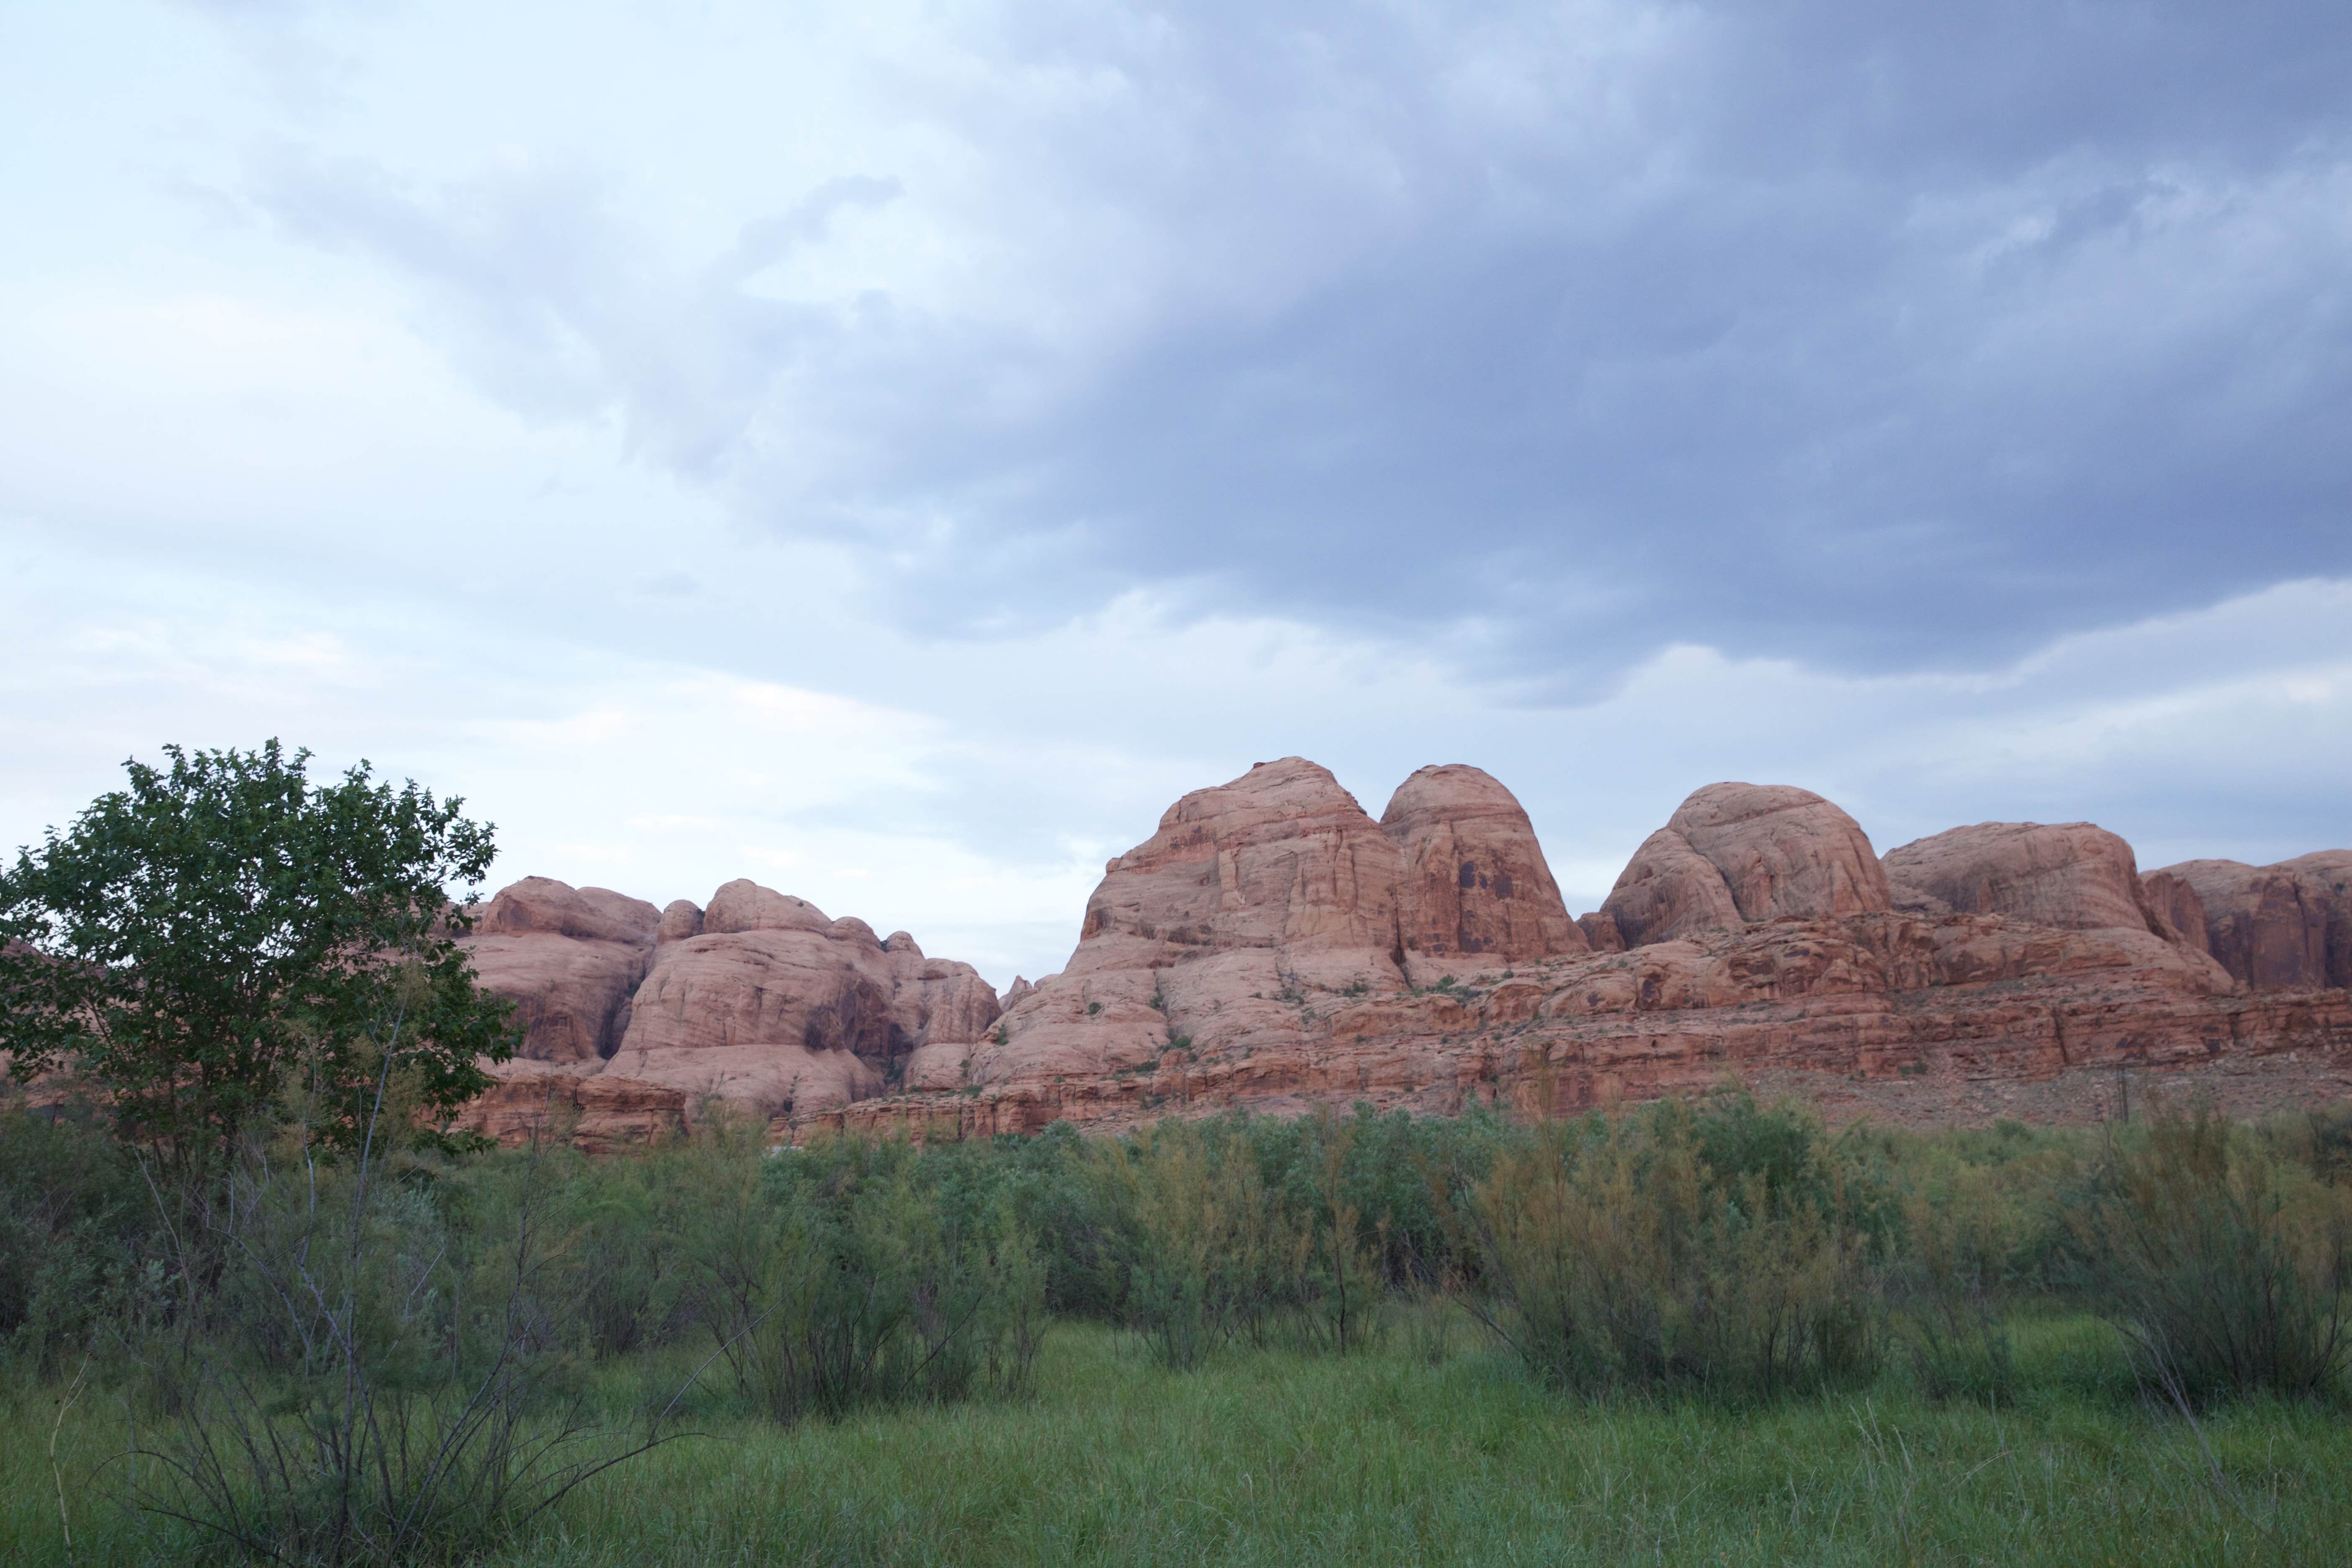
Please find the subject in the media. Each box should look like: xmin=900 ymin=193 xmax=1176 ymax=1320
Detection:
xmin=461 ymin=877 xmax=660 ymax=1064
xmin=454 ymin=876 xmax=998 ymax=1148
xmin=1883 ymin=822 xmax=2169 ymax=936
xmin=804 ymin=772 xmax=2348 ymax=1146
xmin=451 ymin=766 xmax=2352 ymax=1151
xmin=1382 ymin=764 xmax=1585 ymax=969
xmin=2151 ymin=856 xmax=2351 ymax=991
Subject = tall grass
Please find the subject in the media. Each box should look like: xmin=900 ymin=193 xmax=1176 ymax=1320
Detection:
xmin=12 ymin=1320 xmax=2352 ymax=1568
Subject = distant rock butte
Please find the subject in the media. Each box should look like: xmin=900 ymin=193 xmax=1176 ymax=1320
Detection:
xmin=452 ymin=766 xmax=2352 ymax=1150
xmin=1880 ymin=821 xmax=2228 ymax=986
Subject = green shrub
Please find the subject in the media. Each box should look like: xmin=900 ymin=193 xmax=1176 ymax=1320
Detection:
xmin=0 ymin=1105 xmax=163 ymax=1375
xmin=674 ymin=1124 xmax=1047 ymax=1421
xmin=1101 ymin=1118 xmax=1305 ymax=1368
xmin=2070 ymin=1100 xmax=2352 ymax=1405
xmin=132 ymin=1114 xmax=657 ymax=1568
xmin=1462 ymin=1093 xmax=1886 ymax=1400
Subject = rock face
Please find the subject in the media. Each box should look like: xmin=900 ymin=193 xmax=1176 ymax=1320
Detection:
xmin=2281 ymin=852 xmax=2352 ymax=989
xmin=452 ymin=763 xmax=2352 ymax=1151
xmin=454 ymin=877 xmax=998 ymax=1146
xmin=1882 ymin=822 xmax=2179 ymax=938
xmin=613 ymin=881 xmax=1000 ymax=1117
xmin=797 ymin=768 xmax=2351 ymax=1147
xmin=2155 ymin=859 xmax=2339 ymax=991
xmin=458 ymin=1066 xmax=689 ymax=1156
xmin=1599 ymin=828 xmax=1748 ymax=948
xmin=1601 ymin=784 xmax=1890 ymax=947
xmin=1380 ymin=765 xmax=1585 ymax=966
xmin=459 ymin=878 xmax=660 ymax=1064
xmin=2141 ymin=872 xmax=2212 ymax=958
xmin=657 ymin=900 xmax=704 ymax=944
xmin=964 ymin=757 xmax=1588 ymax=1096
xmin=969 ymin=758 xmax=1413 ymax=1093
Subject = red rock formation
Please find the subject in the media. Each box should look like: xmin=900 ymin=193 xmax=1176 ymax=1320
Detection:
xmin=451 ymin=876 xmax=998 ymax=1146
xmin=2141 ymin=871 xmax=2212 ymax=958
xmin=2277 ymin=851 xmax=2352 ymax=988
xmin=1671 ymin=783 xmax=1893 ymax=923
xmin=972 ymin=758 xmax=1414 ymax=1093
xmin=1600 ymin=784 xmax=1890 ymax=946
xmin=1577 ymin=910 xmax=1627 ymax=953
xmin=801 ymin=769 xmax=2348 ymax=1146
xmin=2154 ymin=859 xmax=2331 ymax=991
xmin=1599 ymin=828 xmax=1747 ymax=947
xmin=450 ymin=766 xmax=2351 ymax=1151
xmin=614 ymin=882 xmax=1000 ymax=1117
xmin=459 ymin=878 xmax=659 ymax=1064
xmin=1882 ymin=821 xmax=2183 ymax=939
xmin=1380 ymin=765 xmax=1585 ymax=966
xmin=458 ymin=1065 xmax=687 ymax=1155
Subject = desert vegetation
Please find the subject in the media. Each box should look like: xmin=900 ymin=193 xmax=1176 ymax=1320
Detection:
xmin=4 ymin=1091 xmax=2351 ymax=1565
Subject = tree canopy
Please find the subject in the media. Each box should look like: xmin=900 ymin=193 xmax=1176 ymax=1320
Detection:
xmin=0 ymin=741 xmax=514 ymax=1164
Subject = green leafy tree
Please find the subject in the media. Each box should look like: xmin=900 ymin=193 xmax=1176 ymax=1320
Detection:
xmin=0 ymin=741 xmax=514 ymax=1168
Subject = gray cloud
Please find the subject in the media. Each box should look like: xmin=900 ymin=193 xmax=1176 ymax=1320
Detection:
xmin=242 ymin=0 xmax=2352 ymax=686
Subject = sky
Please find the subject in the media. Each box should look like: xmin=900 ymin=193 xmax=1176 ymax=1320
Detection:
xmin=3 ymin=0 xmax=2347 ymax=989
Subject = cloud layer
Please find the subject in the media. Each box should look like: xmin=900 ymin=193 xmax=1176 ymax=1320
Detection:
xmin=218 ymin=0 xmax=2352 ymax=680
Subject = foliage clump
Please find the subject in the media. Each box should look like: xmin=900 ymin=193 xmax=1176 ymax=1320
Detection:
xmin=0 ymin=741 xmax=514 ymax=1168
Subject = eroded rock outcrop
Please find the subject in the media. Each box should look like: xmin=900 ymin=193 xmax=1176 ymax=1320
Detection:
xmin=458 ymin=1065 xmax=689 ymax=1155
xmin=2277 ymin=852 xmax=2352 ymax=989
xmin=804 ymin=770 xmax=2348 ymax=1145
xmin=453 ymin=763 xmax=2351 ymax=1150
xmin=970 ymin=758 xmax=1414 ymax=1091
xmin=612 ymin=882 xmax=999 ymax=1117
xmin=1381 ymin=765 xmax=1584 ymax=966
xmin=455 ymin=876 xmax=998 ymax=1145
xmin=1600 ymin=784 xmax=1890 ymax=947
xmin=459 ymin=878 xmax=660 ymax=1064
xmin=1577 ymin=910 xmax=1627 ymax=954
xmin=967 ymin=757 xmax=1590 ymax=1095
xmin=2156 ymin=859 xmax=2337 ymax=991
xmin=1882 ymin=821 xmax=2187 ymax=942
xmin=1599 ymin=828 xmax=1747 ymax=948
xmin=2141 ymin=871 xmax=2212 ymax=958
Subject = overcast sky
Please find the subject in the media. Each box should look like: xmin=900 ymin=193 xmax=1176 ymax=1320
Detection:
xmin=4 ymin=0 xmax=2347 ymax=988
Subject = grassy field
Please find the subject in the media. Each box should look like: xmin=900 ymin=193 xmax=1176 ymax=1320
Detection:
xmin=7 ymin=1312 xmax=2347 ymax=1568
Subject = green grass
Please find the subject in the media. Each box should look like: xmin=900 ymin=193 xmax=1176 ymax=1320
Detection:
xmin=7 ymin=1313 xmax=2347 ymax=1566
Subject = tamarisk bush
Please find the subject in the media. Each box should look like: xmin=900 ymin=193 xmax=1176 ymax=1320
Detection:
xmin=1461 ymin=1093 xmax=1888 ymax=1399
xmin=2072 ymin=1101 xmax=2352 ymax=1405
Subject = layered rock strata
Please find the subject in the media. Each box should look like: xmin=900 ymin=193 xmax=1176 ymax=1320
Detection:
xmin=446 ymin=766 xmax=2351 ymax=1151
xmin=802 ymin=776 xmax=2350 ymax=1145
